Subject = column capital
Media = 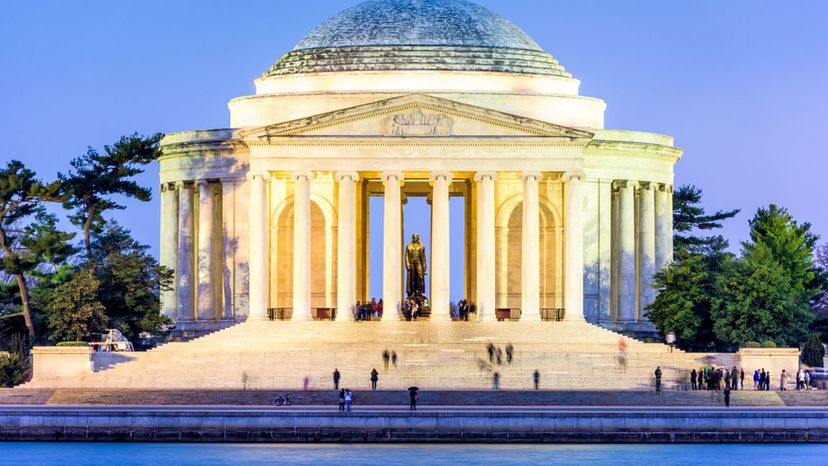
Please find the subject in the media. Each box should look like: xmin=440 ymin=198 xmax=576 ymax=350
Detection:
xmin=658 ymin=183 xmax=674 ymax=194
xmin=562 ymin=171 xmax=585 ymax=183
xmin=291 ymin=171 xmax=314 ymax=182
xmin=380 ymin=171 xmax=405 ymax=182
xmin=246 ymin=171 xmax=272 ymax=182
xmin=521 ymin=171 xmax=543 ymax=182
xmin=195 ymin=178 xmax=212 ymax=188
xmin=639 ymin=181 xmax=655 ymax=191
xmin=474 ymin=171 xmax=497 ymax=183
xmin=429 ymin=171 xmax=453 ymax=183
xmin=335 ymin=171 xmax=361 ymax=183
xmin=174 ymin=180 xmax=193 ymax=190
xmin=612 ymin=180 xmax=639 ymax=191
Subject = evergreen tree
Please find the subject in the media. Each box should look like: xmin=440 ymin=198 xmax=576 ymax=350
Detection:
xmin=0 ymin=161 xmax=68 ymax=337
xmin=673 ymin=185 xmax=739 ymax=254
xmin=59 ymin=133 xmax=162 ymax=258
xmin=802 ymin=333 xmax=825 ymax=368
xmin=45 ymin=267 xmax=107 ymax=342
xmin=90 ymin=223 xmax=172 ymax=340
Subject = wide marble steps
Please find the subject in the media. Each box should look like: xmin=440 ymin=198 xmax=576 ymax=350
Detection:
xmin=27 ymin=320 xmax=736 ymax=390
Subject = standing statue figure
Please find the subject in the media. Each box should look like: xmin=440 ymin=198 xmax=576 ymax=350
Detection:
xmin=405 ymin=233 xmax=427 ymax=298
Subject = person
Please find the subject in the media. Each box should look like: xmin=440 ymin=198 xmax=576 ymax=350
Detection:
xmin=370 ymin=368 xmax=379 ymax=390
xmin=805 ymin=370 xmax=812 ymax=390
xmin=533 ymin=370 xmax=541 ymax=390
xmin=333 ymin=368 xmax=341 ymax=390
xmin=740 ymin=367 xmax=745 ymax=390
xmin=338 ymin=389 xmax=345 ymax=412
xmin=469 ymin=302 xmax=477 ymax=319
xmin=731 ymin=366 xmax=738 ymax=391
xmin=697 ymin=368 xmax=704 ymax=391
xmin=412 ymin=300 xmax=420 ymax=320
xmin=654 ymin=366 xmax=662 ymax=392
xmin=303 ymin=376 xmax=310 ymax=391
xmin=617 ymin=338 xmax=628 ymax=369
xmin=759 ymin=369 xmax=766 ymax=391
xmin=665 ymin=332 xmax=676 ymax=353
xmin=371 ymin=298 xmax=379 ymax=320
xmin=723 ymin=386 xmax=731 ymax=408
xmin=382 ymin=349 xmax=390 ymax=370
xmin=355 ymin=301 xmax=362 ymax=321
xmin=377 ymin=299 xmax=383 ymax=319
xmin=404 ymin=299 xmax=412 ymax=321
xmin=797 ymin=369 xmax=804 ymax=390
xmin=495 ymin=347 xmax=503 ymax=366
xmin=344 ymin=389 xmax=352 ymax=412
xmin=724 ymin=368 xmax=731 ymax=390
xmin=753 ymin=369 xmax=760 ymax=390
xmin=459 ymin=299 xmax=468 ymax=321
xmin=392 ymin=351 xmax=399 ymax=368
xmin=691 ymin=369 xmax=698 ymax=390
xmin=409 ymin=389 xmax=418 ymax=411
xmin=780 ymin=369 xmax=787 ymax=391
xmin=487 ymin=343 xmax=495 ymax=363
xmin=765 ymin=371 xmax=771 ymax=391
xmin=492 ymin=372 xmax=501 ymax=390
xmin=505 ymin=343 xmax=514 ymax=364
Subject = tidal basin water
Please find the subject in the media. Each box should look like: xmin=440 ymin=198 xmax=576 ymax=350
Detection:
xmin=2 ymin=443 xmax=826 ymax=465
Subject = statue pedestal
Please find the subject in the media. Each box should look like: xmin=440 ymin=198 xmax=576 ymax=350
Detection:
xmin=404 ymin=294 xmax=431 ymax=320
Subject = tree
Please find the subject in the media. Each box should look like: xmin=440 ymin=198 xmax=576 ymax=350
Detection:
xmin=45 ymin=267 xmax=107 ymax=342
xmin=0 ymin=160 xmax=67 ymax=338
xmin=802 ymin=333 xmax=825 ymax=368
xmin=60 ymin=133 xmax=162 ymax=258
xmin=90 ymin=223 xmax=172 ymax=340
xmin=673 ymin=185 xmax=740 ymax=254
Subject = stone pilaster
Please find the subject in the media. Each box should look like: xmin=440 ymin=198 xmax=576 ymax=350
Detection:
xmin=336 ymin=172 xmax=360 ymax=322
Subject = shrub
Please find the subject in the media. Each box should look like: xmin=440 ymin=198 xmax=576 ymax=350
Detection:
xmin=56 ymin=341 xmax=89 ymax=347
xmin=761 ymin=341 xmax=778 ymax=348
xmin=802 ymin=333 xmax=825 ymax=368
xmin=0 ymin=353 xmax=30 ymax=388
xmin=745 ymin=341 xmax=762 ymax=348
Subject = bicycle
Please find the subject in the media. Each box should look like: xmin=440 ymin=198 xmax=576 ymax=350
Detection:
xmin=273 ymin=395 xmax=293 ymax=406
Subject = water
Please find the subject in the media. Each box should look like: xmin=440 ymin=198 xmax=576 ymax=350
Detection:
xmin=0 ymin=443 xmax=825 ymax=466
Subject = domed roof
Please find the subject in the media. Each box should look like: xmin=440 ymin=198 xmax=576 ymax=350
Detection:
xmin=265 ymin=0 xmax=570 ymax=79
xmin=292 ymin=0 xmax=542 ymax=51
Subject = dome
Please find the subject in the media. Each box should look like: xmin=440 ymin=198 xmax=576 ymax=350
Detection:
xmin=265 ymin=0 xmax=571 ymax=78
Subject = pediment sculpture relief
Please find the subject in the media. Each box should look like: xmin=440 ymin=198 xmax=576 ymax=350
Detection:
xmin=383 ymin=109 xmax=454 ymax=136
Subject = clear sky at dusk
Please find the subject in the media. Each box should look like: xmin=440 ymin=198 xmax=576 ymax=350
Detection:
xmin=2 ymin=1 xmax=826 ymax=299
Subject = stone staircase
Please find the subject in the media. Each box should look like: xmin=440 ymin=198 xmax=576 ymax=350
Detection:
xmin=26 ymin=320 xmax=736 ymax=391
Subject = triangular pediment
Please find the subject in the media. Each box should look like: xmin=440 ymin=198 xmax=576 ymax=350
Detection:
xmin=240 ymin=94 xmax=594 ymax=140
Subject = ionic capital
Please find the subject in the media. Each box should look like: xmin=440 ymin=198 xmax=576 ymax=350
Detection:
xmin=174 ymin=180 xmax=193 ymax=190
xmin=246 ymin=171 xmax=272 ymax=182
xmin=521 ymin=171 xmax=543 ymax=183
xmin=562 ymin=171 xmax=585 ymax=183
xmin=639 ymin=181 xmax=654 ymax=191
xmin=291 ymin=171 xmax=314 ymax=182
xmin=380 ymin=171 xmax=405 ymax=183
xmin=335 ymin=171 xmax=360 ymax=183
xmin=474 ymin=171 xmax=497 ymax=183
xmin=658 ymin=183 xmax=674 ymax=194
xmin=195 ymin=178 xmax=211 ymax=189
xmin=612 ymin=180 xmax=639 ymax=191
xmin=429 ymin=171 xmax=453 ymax=183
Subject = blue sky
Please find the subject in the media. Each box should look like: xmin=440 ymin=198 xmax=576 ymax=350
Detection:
xmin=2 ymin=1 xmax=826 ymax=300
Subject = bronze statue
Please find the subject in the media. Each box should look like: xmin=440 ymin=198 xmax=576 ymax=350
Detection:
xmin=405 ymin=233 xmax=427 ymax=298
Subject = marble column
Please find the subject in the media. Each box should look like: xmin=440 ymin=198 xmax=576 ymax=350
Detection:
xmin=638 ymin=182 xmax=656 ymax=321
xmin=564 ymin=172 xmax=585 ymax=322
xmin=292 ymin=172 xmax=313 ymax=321
xmin=197 ymin=180 xmax=217 ymax=322
xmin=248 ymin=172 xmax=270 ymax=321
xmin=616 ymin=180 xmax=637 ymax=322
xmin=221 ymin=179 xmax=236 ymax=321
xmin=521 ymin=172 xmax=542 ymax=322
xmin=475 ymin=172 xmax=497 ymax=321
xmin=655 ymin=184 xmax=669 ymax=271
xmin=160 ymin=183 xmax=178 ymax=321
xmin=382 ymin=172 xmax=404 ymax=320
xmin=665 ymin=185 xmax=674 ymax=264
xmin=430 ymin=171 xmax=452 ymax=322
xmin=336 ymin=172 xmax=359 ymax=322
xmin=176 ymin=181 xmax=195 ymax=322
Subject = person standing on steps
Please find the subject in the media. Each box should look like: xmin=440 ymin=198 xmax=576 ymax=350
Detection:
xmin=492 ymin=372 xmax=501 ymax=390
xmin=391 ymin=351 xmax=399 ymax=368
xmin=691 ymin=369 xmax=697 ymax=391
xmin=740 ymin=367 xmax=745 ymax=390
xmin=753 ymin=369 xmax=760 ymax=390
xmin=533 ymin=370 xmax=540 ymax=390
xmin=382 ymin=349 xmax=390 ymax=370
xmin=506 ymin=343 xmax=514 ymax=364
xmin=698 ymin=368 xmax=704 ymax=391
xmin=654 ymin=366 xmax=662 ymax=392
xmin=344 ymin=389 xmax=352 ymax=412
xmin=370 ymin=368 xmax=379 ymax=390
xmin=486 ymin=343 xmax=495 ymax=363
xmin=731 ymin=366 xmax=738 ymax=391
xmin=723 ymin=386 xmax=731 ymax=407
xmin=409 ymin=388 xmax=419 ymax=411
xmin=333 ymin=368 xmax=341 ymax=390
xmin=338 ymin=389 xmax=345 ymax=412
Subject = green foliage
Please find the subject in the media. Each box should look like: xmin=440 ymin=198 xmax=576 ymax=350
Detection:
xmin=90 ymin=223 xmax=172 ymax=340
xmin=46 ymin=267 xmax=107 ymax=342
xmin=672 ymin=185 xmax=740 ymax=254
xmin=60 ymin=133 xmax=162 ymax=257
xmin=745 ymin=341 xmax=761 ymax=348
xmin=56 ymin=341 xmax=89 ymax=347
xmin=0 ymin=352 xmax=29 ymax=387
xmin=802 ymin=333 xmax=825 ymax=367
xmin=712 ymin=206 xmax=821 ymax=347
xmin=762 ymin=340 xmax=778 ymax=348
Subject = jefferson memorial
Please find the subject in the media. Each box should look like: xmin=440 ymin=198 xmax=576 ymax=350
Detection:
xmin=158 ymin=0 xmax=679 ymax=336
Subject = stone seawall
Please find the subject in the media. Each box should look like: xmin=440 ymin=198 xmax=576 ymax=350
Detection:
xmin=1 ymin=408 xmax=827 ymax=443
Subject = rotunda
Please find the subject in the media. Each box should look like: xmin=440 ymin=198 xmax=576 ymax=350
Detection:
xmin=159 ymin=0 xmax=680 ymax=337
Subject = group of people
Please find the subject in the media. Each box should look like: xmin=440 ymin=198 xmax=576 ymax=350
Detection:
xmin=452 ymin=299 xmax=477 ymax=321
xmin=690 ymin=366 xmax=743 ymax=391
xmin=354 ymin=298 xmax=383 ymax=321
xmin=752 ymin=368 xmax=774 ymax=391
xmin=382 ymin=349 xmax=399 ymax=370
xmin=338 ymin=388 xmax=353 ymax=412
xmin=403 ymin=298 xmax=421 ymax=321
xmin=795 ymin=369 xmax=814 ymax=390
xmin=486 ymin=343 xmax=514 ymax=366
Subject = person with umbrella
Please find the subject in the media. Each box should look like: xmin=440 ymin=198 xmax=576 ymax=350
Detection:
xmin=408 ymin=387 xmax=419 ymax=411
